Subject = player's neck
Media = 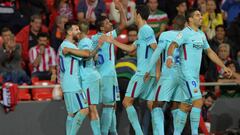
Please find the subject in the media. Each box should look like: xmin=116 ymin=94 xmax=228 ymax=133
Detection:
xmin=138 ymin=20 xmax=147 ymax=29
xmin=79 ymin=33 xmax=87 ymax=40
xmin=189 ymin=24 xmax=199 ymax=32
xmin=65 ymin=36 xmax=74 ymax=43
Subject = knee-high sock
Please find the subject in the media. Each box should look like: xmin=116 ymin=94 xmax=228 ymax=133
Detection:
xmin=126 ymin=105 xmax=143 ymax=135
xmin=151 ymin=107 xmax=164 ymax=135
xmin=174 ymin=110 xmax=187 ymax=135
xmin=90 ymin=119 xmax=101 ymax=135
xmin=71 ymin=111 xmax=87 ymax=135
xmin=101 ymin=107 xmax=113 ymax=135
xmin=171 ymin=109 xmax=179 ymax=129
xmin=66 ymin=116 xmax=73 ymax=135
xmin=190 ymin=107 xmax=201 ymax=135
xmin=109 ymin=109 xmax=118 ymax=135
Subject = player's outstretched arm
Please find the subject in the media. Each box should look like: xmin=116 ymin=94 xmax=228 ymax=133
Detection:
xmin=166 ymin=42 xmax=178 ymax=68
xmin=205 ymin=48 xmax=233 ymax=78
xmin=63 ymin=47 xmax=90 ymax=57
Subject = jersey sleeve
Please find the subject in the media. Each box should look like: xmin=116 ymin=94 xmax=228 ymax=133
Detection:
xmin=142 ymin=26 xmax=157 ymax=46
xmin=78 ymin=39 xmax=91 ymax=50
xmin=107 ymin=30 xmax=118 ymax=38
xmin=173 ymin=28 xmax=188 ymax=47
xmin=146 ymin=35 xmax=166 ymax=73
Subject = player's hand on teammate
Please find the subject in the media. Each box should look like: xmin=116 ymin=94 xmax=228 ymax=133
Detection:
xmin=144 ymin=72 xmax=150 ymax=83
xmin=62 ymin=47 xmax=69 ymax=55
xmin=156 ymin=73 xmax=160 ymax=83
xmin=166 ymin=57 xmax=173 ymax=68
xmin=223 ymin=67 xmax=233 ymax=78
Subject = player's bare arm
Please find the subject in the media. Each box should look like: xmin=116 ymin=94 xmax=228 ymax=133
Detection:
xmin=166 ymin=42 xmax=179 ymax=68
xmin=205 ymin=48 xmax=233 ymax=78
xmin=150 ymin=43 xmax=161 ymax=82
xmin=114 ymin=0 xmax=127 ymax=35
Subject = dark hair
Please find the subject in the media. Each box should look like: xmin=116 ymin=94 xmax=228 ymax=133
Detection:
xmin=176 ymin=0 xmax=186 ymax=7
xmin=127 ymin=24 xmax=138 ymax=33
xmin=136 ymin=5 xmax=150 ymax=20
xmin=1 ymin=27 xmax=12 ymax=35
xmin=172 ymin=15 xmax=186 ymax=30
xmin=215 ymin=24 xmax=225 ymax=31
xmin=186 ymin=8 xmax=199 ymax=22
xmin=204 ymin=92 xmax=216 ymax=100
xmin=64 ymin=21 xmax=78 ymax=33
xmin=96 ymin=15 xmax=108 ymax=32
xmin=30 ymin=14 xmax=42 ymax=22
xmin=38 ymin=32 xmax=49 ymax=39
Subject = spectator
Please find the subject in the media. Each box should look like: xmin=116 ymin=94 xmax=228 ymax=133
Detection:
xmin=218 ymin=60 xmax=240 ymax=98
xmin=227 ymin=13 xmax=240 ymax=50
xmin=51 ymin=15 xmax=68 ymax=52
xmin=116 ymin=24 xmax=137 ymax=59
xmin=208 ymin=25 xmax=236 ymax=59
xmin=29 ymin=32 xmax=57 ymax=82
xmin=0 ymin=27 xmax=30 ymax=84
xmin=0 ymin=0 xmax=26 ymax=34
xmin=16 ymin=14 xmax=48 ymax=66
xmin=192 ymin=0 xmax=207 ymax=14
xmin=109 ymin=0 xmax=135 ymax=26
xmin=176 ymin=0 xmax=187 ymax=17
xmin=77 ymin=0 xmax=106 ymax=29
xmin=205 ymin=43 xmax=232 ymax=82
xmin=202 ymin=0 xmax=223 ymax=39
xmin=49 ymin=0 xmax=76 ymax=30
xmin=237 ymin=50 xmax=240 ymax=66
xmin=221 ymin=0 xmax=240 ymax=25
xmin=147 ymin=0 xmax=168 ymax=37
xmin=201 ymin=92 xmax=216 ymax=122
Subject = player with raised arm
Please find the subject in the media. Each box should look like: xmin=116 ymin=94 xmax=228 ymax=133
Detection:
xmin=91 ymin=1 xmax=127 ymax=135
xmin=166 ymin=9 xmax=232 ymax=135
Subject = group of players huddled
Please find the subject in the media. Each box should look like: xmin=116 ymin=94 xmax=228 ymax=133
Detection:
xmin=58 ymin=2 xmax=232 ymax=135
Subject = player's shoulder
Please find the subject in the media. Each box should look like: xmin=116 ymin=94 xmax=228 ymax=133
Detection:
xmin=141 ymin=24 xmax=153 ymax=31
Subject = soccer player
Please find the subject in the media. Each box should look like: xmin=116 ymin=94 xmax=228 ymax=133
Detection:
xmin=63 ymin=22 xmax=104 ymax=135
xmin=91 ymin=1 xmax=126 ymax=135
xmin=58 ymin=22 xmax=90 ymax=135
xmin=166 ymin=9 xmax=232 ymax=135
xmin=144 ymin=15 xmax=187 ymax=135
xmin=103 ymin=5 xmax=160 ymax=135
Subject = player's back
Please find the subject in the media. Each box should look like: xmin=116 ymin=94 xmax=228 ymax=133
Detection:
xmin=58 ymin=40 xmax=82 ymax=92
xmin=92 ymin=30 xmax=117 ymax=77
xmin=78 ymin=37 xmax=101 ymax=82
xmin=135 ymin=24 xmax=157 ymax=76
xmin=160 ymin=30 xmax=181 ymax=78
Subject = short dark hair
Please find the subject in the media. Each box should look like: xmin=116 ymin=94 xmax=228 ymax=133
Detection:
xmin=172 ymin=15 xmax=186 ymax=30
xmin=136 ymin=5 xmax=150 ymax=21
xmin=215 ymin=24 xmax=225 ymax=31
xmin=204 ymin=92 xmax=216 ymax=100
xmin=176 ymin=0 xmax=186 ymax=7
xmin=30 ymin=14 xmax=42 ymax=22
xmin=127 ymin=24 xmax=138 ymax=33
xmin=38 ymin=32 xmax=49 ymax=39
xmin=64 ymin=21 xmax=78 ymax=33
xmin=186 ymin=8 xmax=199 ymax=22
xmin=1 ymin=27 xmax=12 ymax=35
xmin=96 ymin=15 xmax=108 ymax=32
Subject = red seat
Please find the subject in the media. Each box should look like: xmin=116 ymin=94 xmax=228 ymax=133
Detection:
xmin=18 ymin=84 xmax=31 ymax=101
xmin=31 ymin=80 xmax=53 ymax=101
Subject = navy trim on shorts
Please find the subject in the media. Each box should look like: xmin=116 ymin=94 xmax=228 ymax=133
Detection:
xmin=113 ymin=85 xmax=115 ymax=101
xmin=76 ymin=93 xmax=83 ymax=109
xmin=185 ymin=81 xmax=193 ymax=98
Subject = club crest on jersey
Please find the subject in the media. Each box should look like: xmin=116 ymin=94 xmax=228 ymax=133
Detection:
xmin=194 ymin=89 xmax=198 ymax=93
xmin=176 ymin=32 xmax=183 ymax=39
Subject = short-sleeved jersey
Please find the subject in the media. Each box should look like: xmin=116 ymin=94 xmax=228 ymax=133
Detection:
xmin=173 ymin=26 xmax=210 ymax=78
xmin=147 ymin=30 xmax=180 ymax=79
xmin=78 ymin=37 xmax=101 ymax=82
xmin=91 ymin=30 xmax=118 ymax=77
xmin=58 ymin=40 xmax=82 ymax=92
xmin=134 ymin=24 xmax=157 ymax=76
